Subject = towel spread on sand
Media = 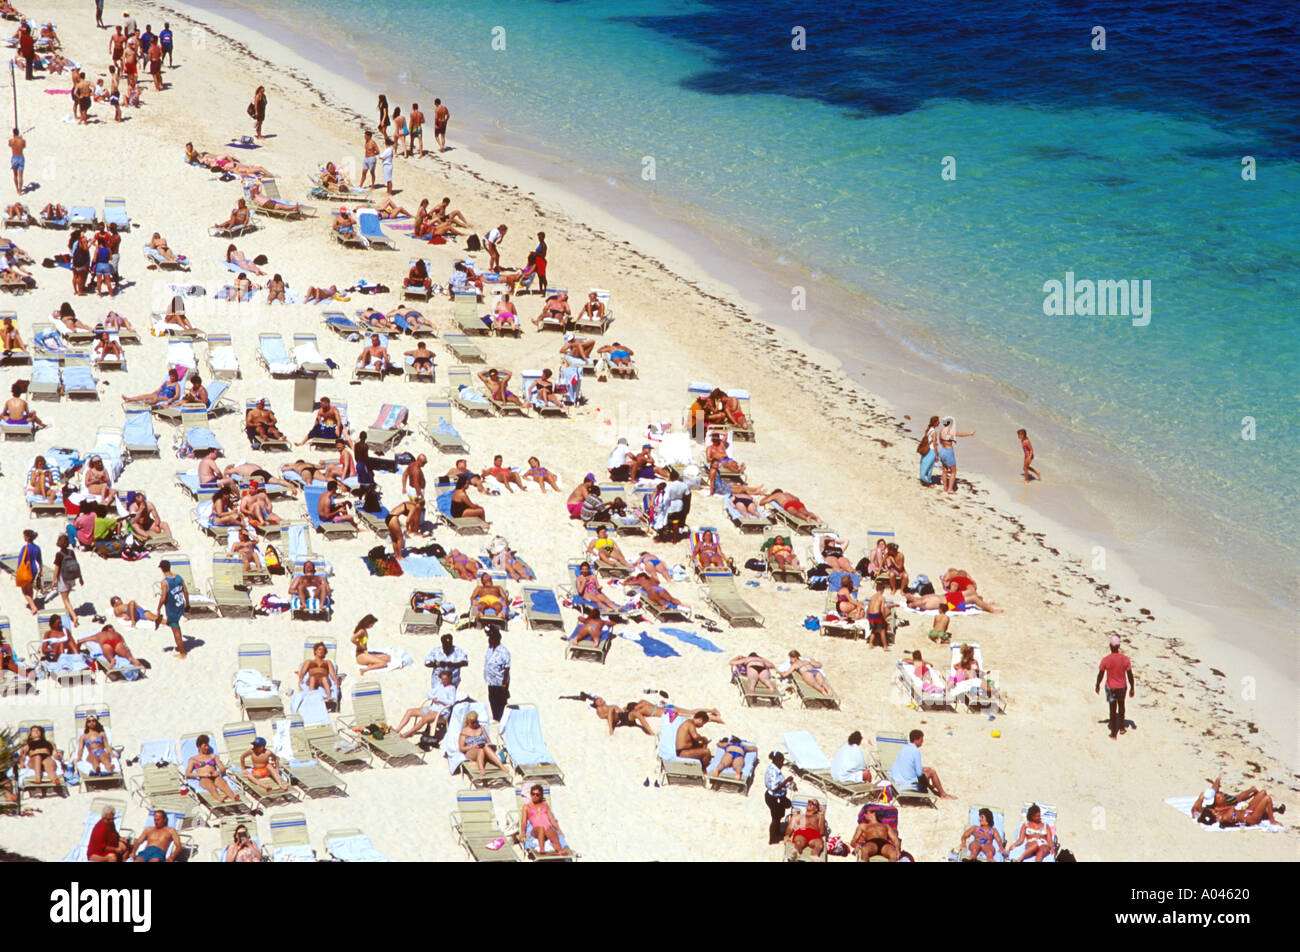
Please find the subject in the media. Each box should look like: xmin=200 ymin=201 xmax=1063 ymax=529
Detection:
xmin=620 ymin=630 xmax=678 ymax=659
xmin=658 ymin=627 xmax=722 ymax=652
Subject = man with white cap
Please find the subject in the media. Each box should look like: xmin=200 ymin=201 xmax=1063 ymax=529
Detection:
xmin=560 ymin=332 xmax=594 ymax=364
xmin=1095 ymin=635 xmax=1134 ymax=739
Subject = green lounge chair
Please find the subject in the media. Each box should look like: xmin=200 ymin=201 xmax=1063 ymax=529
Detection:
xmin=339 ymin=681 xmax=426 ymax=767
xmin=221 ymin=721 xmax=299 ymax=807
xmin=444 ymin=333 xmax=485 ymax=363
xmin=702 ymin=570 xmax=764 ymax=627
xmin=451 ymin=791 xmax=520 ymax=862
xmin=284 ymin=717 xmax=349 ymax=797
xmin=790 ymin=671 xmax=841 ymax=710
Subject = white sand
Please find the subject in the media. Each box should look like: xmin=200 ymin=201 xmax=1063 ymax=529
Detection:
xmin=0 ymin=0 xmax=1293 ymax=863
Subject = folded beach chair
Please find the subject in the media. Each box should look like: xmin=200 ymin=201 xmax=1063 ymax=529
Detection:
xmin=340 ymin=681 xmax=426 ymax=767
xmin=447 ymin=366 xmax=492 ymax=417
xmin=366 ymin=403 xmax=408 ymax=453
xmin=209 ymin=556 xmax=254 ymax=617
xmin=507 ymin=786 xmax=573 ymax=861
xmin=500 ymin=704 xmax=565 ymax=785
xmin=356 ymin=208 xmax=396 ymax=249
xmin=267 ymin=810 xmax=316 ymax=862
xmin=30 ymin=356 xmax=61 ymax=400
xmin=420 ymin=399 xmax=469 ymax=453
xmin=444 ymin=699 xmax=511 ymax=787
xmin=162 ymin=555 xmax=219 ymax=617
xmin=204 ymin=333 xmax=239 ymax=380
xmin=180 ymin=407 xmax=223 ymax=456
xmin=220 ymin=721 xmax=299 ymax=806
xmin=128 ymin=738 xmax=201 ymax=827
xmin=706 ymin=741 xmax=758 ymax=795
xmin=733 ymin=664 xmax=783 ymax=708
xmin=102 ymin=196 xmax=131 ymax=231
xmin=521 ymin=585 xmax=565 ymax=631
xmin=292 ymin=333 xmax=331 ymax=375
xmin=781 ymin=730 xmax=881 ymax=805
xmin=451 ymin=791 xmax=520 ymax=862
xmin=299 ymin=724 xmax=372 ymax=776
xmin=656 ymin=713 xmax=706 ymax=787
xmin=156 ymin=380 xmax=232 ymax=424
xmin=947 ymin=806 xmax=1008 ymax=862
xmin=257 ymin=332 xmax=298 ymax=377
xmin=73 ymin=705 xmax=126 ymax=792
xmin=178 ymin=730 xmax=251 ymax=820
xmin=573 ymin=288 xmax=613 ymax=334
xmin=873 ymin=731 xmax=937 ymax=807
xmin=32 ymin=323 xmax=82 ymax=361
xmin=521 ymin=369 xmax=569 ymax=417
xmin=303 ymin=485 xmax=358 ymax=540
xmin=234 ymin=643 xmax=285 ymax=719
xmin=443 ymin=331 xmax=485 ymax=363
xmin=404 ymin=259 xmax=432 ymax=301
xmin=323 ymin=829 xmax=389 ymax=861
xmin=68 ymin=205 xmax=96 ymax=229
xmin=282 ymin=716 xmax=349 ymax=797
xmin=400 ymin=589 xmax=445 ymax=635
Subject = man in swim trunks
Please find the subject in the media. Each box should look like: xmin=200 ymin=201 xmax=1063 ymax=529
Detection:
xmin=567 ymin=476 xmax=596 ymax=518
xmin=675 ymin=712 xmax=712 ymax=767
xmin=402 ymin=453 xmax=428 ymax=500
xmin=445 ymin=458 xmax=483 ymax=491
xmin=132 ymin=810 xmax=181 ymax=862
xmin=289 ymin=562 xmax=332 ymax=610
xmin=471 ymin=572 xmax=507 ymax=618
xmin=433 ymin=98 xmax=449 ymax=153
xmin=356 ymin=333 xmax=390 ymax=375
xmin=478 ymin=368 xmax=526 ymax=409
xmin=854 ymin=806 xmax=901 ymax=862
xmin=9 ymin=128 xmax=24 ymax=194
xmin=246 ymin=399 xmax=285 ymax=443
xmin=297 ymin=396 xmax=342 ymax=446
xmin=866 ymin=579 xmax=893 ymax=648
xmin=560 ymin=333 xmax=595 ymax=363
xmin=4 ymin=380 xmax=46 ymax=429
xmin=361 ymin=129 xmax=379 ymax=189
xmin=597 ymin=341 xmax=634 ymax=375
xmin=759 ymin=489 xmax=821 ymax=525
xmin=239 ymin=736 xmax=288 ymax=793
xmin=408 ymin=102 xmax=424 ymax=157
xmin=405 ymin=340 xmax=435 ymax=374
xmin=316 ymin=480 xmax=355 ymax=527
xmin=482 ymin=454 xmax=526 ymax=493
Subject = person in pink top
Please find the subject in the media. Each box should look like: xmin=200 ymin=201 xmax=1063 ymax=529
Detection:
xmin=1095 ymin=635 xmax=1134 ymax=739
xmin=519 ymin=783 xmax=567 ymax=856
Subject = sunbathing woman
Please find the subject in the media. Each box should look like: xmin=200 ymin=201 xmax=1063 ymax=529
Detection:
xmin=374 ymin=196 xmax=411 ymax=219
xmin=630 ymin=551 xmax=673 ymax=584
xmin=1 ymin=315 xmax=25 ymax=354
xmin=20 ymin=725 xmax=62 ymax=788
xmin=710 ymin=736 xmax=757 ymax=779
xmin=458 ymin=711 xmax=508 ymax=776
xmin=450 ymin=475 xmax=488 ymax=524
xmin=94 ymin=331 xmax=124 ymax=364
xmin=27 ymin=456 xmax=59 ymax=503
xmin=304 ymin=284 xmax=341 ymax=303
xmin=819 ymin=534 xmax=853 ymax=573
xmin=629 ymin=573 xmax=690 ymax=613
xmin=110 ymin=595 xmax=159 ymax=626
xmin=83 ymin=456 xmax=117 ymax=505
xmin=147 ymin=232 xmax=179 ymax=262
xmin=76 ymin=713 xmax=114 ymax=776
xmin=40 ymin=203 xmax=68 ymax=223
xmin=490 ymin=544 xmax=535 ymax=582
xmin=184 ymin=143 xmax=273 ymax=177
xmin=297 ymin=642 xmax=339 ymax=695
xmin=587 ymin=527 xmax=632 ymax=572
xmin=184 ymin=735 xmax=239 ymax=803
xmin=528 ymin=369 xmax=565 ymax=409
xmin=266 ymin=273 xmax=286 ymax=304
xmin=836 ymin=577 xmax=867 ymax=621
xmin=1006 ymin=804 xmax=1055 ymax=861
xmin=224 ymin=243 xmax=264 ymax=275
xmin=523 ymin=456 xmax=560 ymax=493
xmin=210 ymin=487 xmax=243 ymax=527
xmin=5 ymin=202 xmax=32 ymax=225
xmin=405 ymin=258 xmax=432 ymax=295
xmin=730 ymin=653 xmax=778 ymax=693
xmin=573 ymin=562 xmax=623 ymax=614
xmin=950 ymin=644 xmax=981 ymax=685
xmin=54 ymin=302 xmax=92 ymax=334
xmin=783 ymin=650 xmax=833 ymax=697
xmin=245 ymin=180 xmax=306 ymax=216
xmin=499 ymin=252 xmax=538 ymax=292
xmin=319 ymin=162 xmax=354 ymax=191
xmin=764 ymin=535 xmax=800 ymax=572
xmin=351 ymin=614 xmax=391 ymax=674
xmin=443 ymin=549 xmax=482 ymax=581
xmin=1192 ymin=779 xmax=1285 ymax=828
xmin=102 ymin=310 xmax=136 ymax=333
xmin=693 ymin=530 xmax=728 ymax=570
xmin=960 ymin=808 xmax=1006 ymax=862
xmin=906 ymin=579 xmax=1003 ymax=613
xmin=124 ymin=368 xmax=182 ymax=407
xmin=471 ymin=573 xmax=507 ymax=620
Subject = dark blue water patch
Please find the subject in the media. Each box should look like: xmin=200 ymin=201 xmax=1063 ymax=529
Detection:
xmin=613 ymin=0 xmax=1300 ymax=150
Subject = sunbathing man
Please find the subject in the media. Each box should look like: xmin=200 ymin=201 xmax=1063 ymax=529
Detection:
xmin=245 ymin=399 xmax=285 ymax=444
xmin=907 ymin=579 xmax=1003 ymax=614
xmin=587 ymin=526 xmax=632 ymax=571
xmin=6 ymin=381 xmax=46 ymax=429
xmin=560 ymin=333 xmax=594 ymax=363
xmin=759 ymin=489 xmax=820 ymax=525
xmin=359 ymin=307 xmax=399 ymax=332
xmin=710 ymin=736 xmax=757 ymax=779
xmin=492 ymin=294 xmax=519 ymax=331
xmin=534 ymin=291 xmax=570 ymax=329
xmin=239 ymin=737 xmax=288 ymax=793
xmin=110 ymin=594 xmax=159 ymax=626
xmin=482 ymin=454 xmax=527 ymax=493
xmin=298 ymin=641 xmax=338 ymax=694
xmin=185 ymin=734 xmax=239 ymax=803
xmin=431 ymin=196 xmax=470 ymax=228
xmin=297 ymin=396 xmax=343 ymax=446
xmin=590 ymin=694 xmax=655 ymax=735
xmin=317 ymin=480 xmax=356 ymax=527
xmin=854 ymin=806 xmax=902 ymax=862
xmin=566 ymin=476 xmax=596 ymax=518
xmin=212 ymin=198 xmax=251 ymax=233
xmin=290 ymin=562 xmax=332 ymax=611
xmin=470 ymin=572 xmax=507 ymax=620
xmin=405 ymin=341 xmax=435 ymax=374
xmin=321 ymin=440 xmax=356 ymax=481
xmin=444 ymin=549 xmax=482 ymax=580
xmin=386 ymin=498 xmax=424 ymax=556
xmin=131 ymin=811 xmax=182 ymax=863
xmin=40 ymin=203 xmax=68 ymax=224
xmin=124 ymin=367 xmax=182 ymax=407
xmin=478 ymin=368 xmax=526 ymax=409
xmin=77 ymin=625 xmax=140 ymax=668
xmin=333 ymin=207 xmax=357 ymax=239
xmin=675 ymin=711 xmax=713 ymax=767
xmin=388 ymin=303 xmax=436 ymax=332
xmin=598 ymin=341 xmax=634 ymax=376
xmin=238 ymin=482 xmax=280 ymax=527
xmin=786 ymin=799 xmax=827 ymax=858
xmin=630 ymin=444 xmax=669 ymax=482
xmin=5 ymin=202 xmax=32 ymax=225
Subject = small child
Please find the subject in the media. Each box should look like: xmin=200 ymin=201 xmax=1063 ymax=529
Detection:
xmin=961 ymin=808 xmax=1005 ymax=861
xmin=1018 ymin=428 xmax=1041 ymax=482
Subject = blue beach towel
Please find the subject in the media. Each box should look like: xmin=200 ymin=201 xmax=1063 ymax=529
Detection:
xmin=658 ymin=627 xmax=722 ymax=652
xmin=620 ymin=629 xmax=678 ymax=658
xmin=501 ymin=707 xmax=555 ymax=768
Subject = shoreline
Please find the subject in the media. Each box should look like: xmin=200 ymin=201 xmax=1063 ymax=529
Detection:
xmin=181 ymin=0 xmax=1296 ymax=764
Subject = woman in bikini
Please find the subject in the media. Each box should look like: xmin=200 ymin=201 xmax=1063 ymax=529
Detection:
xmin=529 ymin=369 xmax=565 ymax=409
xmin=693 ymin=531 xmax=728 ymax=570
xmin=1006 ymin=804 xmax=1055 ymax=862
xmin=297 ymin=642 xmax=339 ymax=696
xmin=76 ymin=713 xmax=114 ymax=776
xmin=147 ymin=232 xmax=178 ymax=262
xmin=458 ymin=711 xmax=507 ymax=776
xmin=764 ymin=535 xmax=799 ymax=572
xmin=21 ymin=725 xmax=62 ymax=787
xmin=587 ymin=527 xmax=632 ymax=572
xmin=785 ymin=799 xmax=826 ymax=858
xmin=883 ymin=543 xmax=909 ymax=593
xmin=960 ymin=808 xmax=1006 ymax=861
xmin=375 ymin=196 xmax=411 ymax=220
xmin=729 ymin=653 xmax=778 ymax=693
xmin=385 ymin=499 xmax=424 ymax=557
xmin=520 ymin=784 xmax=568 ymax=855
xmin=265 ymin=273 xmax=286 ymax=304
xmin=631 ymin=574 xmax=690 ymax=613
xmin=951 ymin=644 xmax=981 ymax=686
xmin=783 ymin=650 xmax=833 ymax=697
xmin=223 ymin=823 xmax=263 ymax=862
xmin=630 ymin=551 xmax=672 ymax=584
xmin=490 ymin=543 xmax=535 ymax=582
xmin=185 ymin=735 xmax=238 ymax=802
xmin=1 ymin=315 xmax=26 ymax=353
xmin=470 ymin=573 xmax=507 ymax=619
xmin=836 ymin=577 xmax=867 ymax=621
xmin=443 ymin=549 xmax=482 ymax=581
xmin=523 ymin=457 xmax=560 ymax=493
xmin=351 ymin=614 xmax=391 ymax=674
xmin=710 ymin=736 xmax=757 ymax=779
xmin=27 ymin=456 xmax=59 ymax=503
xmin=102 ymin=310 xmax=136 ymax=334
xmin=819 ymin=534 xmax=853 ymax=573
xmin=82 ymin=456 xmax=117 ymax=505
xmin=391 ymin=107 xmax=407 ymax=155
xmin=573 ymin=562 xmax=621 ymax=614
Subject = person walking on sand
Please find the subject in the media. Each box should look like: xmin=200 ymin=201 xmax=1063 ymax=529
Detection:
xmin=1095 ymin=635 xmax=1134 ymax=739
xmin=361 ymin=130 xmax=379 ymax=189
xmin=1018 ymin=428 xmax=1041 ymax=482
xmin=251 ymin=85 xmax=267 ymax=139
xmin=408 ymin=102 xmax=424 ymax=157
xmin=9 ymin=129 xmax=25 ymax=194
xmin=15 ymin=529 xmax=42 ymax=615
xmin=95 ymin=0 xmax=105 ymax=29
xmin=936 ymin=415 xmax=975 ymax=495
xmin=434 ymin=98 xmax=449 ymax=153
xmin=148 ymin=32 xmax=163 ymax=91
xmin=159 ymin=23 xmax=174 ymax=66
xmin=18 ymin=24 xmax=34 ymax=81
xmin=155 ymin=559 xmax=189 ymax=659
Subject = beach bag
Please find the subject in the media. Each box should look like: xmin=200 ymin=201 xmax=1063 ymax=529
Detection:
xmin=264 ymin=544 xmax=283 ymax=575
xmin=745 ymin=558 xmax=766 ymax=572
xmin=465 ymin=234 xmax=481 ymax=252
xmin=803 ymin=615 xmax=821 ymax=631
xmin=258 ymin=594 xmax=289 ymax=614
xmin=94 ymin=538 xmax=126 ymax=559
xmin=917 ymin=434 xmax=930 ymax=455
xmin=15 ymin=548 xmax=33 ymax=587
xmin=246 ymin=102 xmax=256 ymax=118
xmin=826 ymin=835 xmax=849 ymax=857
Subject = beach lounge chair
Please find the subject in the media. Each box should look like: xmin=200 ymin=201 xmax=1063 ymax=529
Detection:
xmin=234 ymin=643 xmax=285 ymax=719
xmin=39 ymin=206 xmax=68 ymax=228
xmin=947 ymin=806 xmax=1008 ymax=862
xmin=285 ymin=522 xmax=336 ymax=576
xmin=303 ymin=484 xmax=358 ymax=540
xmin=68 ymin=205 xmax=96 ymax=229
xmin=15 ymin=719 xmax=67 ymax=798
xmin=703 ymin=572 xmax=764 ymax=627
xmin=143 ymin=245 xmax=190 ymax=270
xmin=522 ymin=368 xmax=569 ymax=417
xmin=322 ymin=311 xmax=367 ymax=340
xmin=733 ymin=664 xmax=783 ymax=708
xmin=32 ymin=322 xmax=82 ymax=361
xmin=791 ymin=670 xmax=841 ymax=710
xmin=128 ymin=739 xmax=200 ymax=827
xmin=506 ymin=786 xmax=573 ymax=861
xmin=783 ymin=797 xmax=830 ymax=862
xmin=451 ymin=791 xmax=520 ymax=862
xmin=874 ymin=732 xmax=937 ymax=807
xmin=404 ymin=348 xmax=436 ymax=383
xmin=245 ymin=179 xmax=317 ymax=220
xmin=356 ymin=208 xmax=396 ymax=249
xmin=1 ymin=418 xmax=34 ymax=440
xmin=179 ymin=731 xmax=252 ymax=820
xmin=435 ymin=485 xmax=490 ymax=534
xmin=447 ymin=366 xmax=492 ymax=417
xmin=283 ymin=716 xmax=349 ymax=797
xmin=323 ymin=828 xmax=389 ymax=861
xmin=0 ymin=550 xmax=55 ymax=592
xmin=102 ymin=196 xmax=131 ymax=231
xmin=500 ymin=704 xmax=565 ymax=785
xmin=156 ymin=380 xmax=232 ymax=425
xmin=484 ymin=377 xmax=529 ymax=418
xmin=267 ymin=811 xmax=316 ymax=862
xmin=208 ymin=816 xmax=267 ymax=862
xmin=896 ymin=657 xmax=954 ymax=711
xmin=655 ymin=713 xmax=706 ymax=786
xmin=91 ymin=331 xmax=127 ymax=373
xmin=205 ymin=333 xmax=239 ymax=380
xmin=573 ymin=288 xmax=613 ymax=334
xmin=305 ymin=399 xmax=349 ymax=451
xmin=340 ymin=681 xmax=426 ymax=767
xmin=163 ymin=555 xmax=219 ymax=617
xmin=244 ymin=398 xmax=290 ymax=452
xmin=292 ymin=333 xmax=331 ymax=375
xmin=25 ymin=469 xmax=65 ymax=517
xmin=31 ymin=617 xmax=94 ymax=688
xmin=81 ymin=627 xmax=145 ymax=681
xmin=536 ymin=289 xmax=570 ymax=332
xmin=404 ymin=259 xmax=432 ymax=301
xmin=781 ymin=730 xmax=882 ymax=805
xmin=521 ymin=585 xmax=565 ymax=631
xmin=180 ymin=407 xmax=223 ymax=456
xmin=257 ymin=333 xmax=298 ymax=377
xmin=445 ymin=700 xmax=511 ymax=788
xmin=563 ymin=560 xmax=631 ymax=624
xmin=706 ymin=740 xmax=758 ymax=795
xmin=819 ymin=589 xmax=866 ymax=640
xmin=400 ymin=589 xmax=445 ymax=635
xmin=762 ymin=532 xmax=807 ymax=583
xmin=62 ymin=799 xmax=136 ymax=861
xmin=210 ymin=218 xmax=256 ymax=239
xmin=443 ymin=331 xmax=485 ymax=363
xmin=365 ymin=403 xmax=409 ymax=453
xmin=30 ymin=356 xmax=61 ymax=400
xmin=421 ymin=399 xmax=469 ymax=453
xmin=209 ymin=557 xmax=254 ymax=617
xmin=73 ymin=705 xmax=126 ymax=791
xmin=121 ymin=408 xmax=160 ymax=459
xmin=565 ymin=618 xmax=614 ymax=663
xmin=220 ymin=721 xmax=299 ymax=807
xmin=453 ymin=292 xmax=488 ymax=335
xmin=1005 ymin=802 xmax=1060 ymax=862
xmin=0 ymin=618 xmax=35 ymax=697
xmin=770 ymin=500 xmax=824 ymax=534
xmin=947 ymin=642 xmax=998 ymax=712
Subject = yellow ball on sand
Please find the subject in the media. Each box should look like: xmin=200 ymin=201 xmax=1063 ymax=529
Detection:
xmin=990 ymin=730 xmax=1001 ymax=738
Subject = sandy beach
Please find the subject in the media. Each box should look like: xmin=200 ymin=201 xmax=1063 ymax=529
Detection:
xmin=0 ymin=0 xmax=1294 ymax=864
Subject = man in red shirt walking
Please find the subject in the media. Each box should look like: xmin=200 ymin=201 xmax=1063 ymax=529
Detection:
xmin=1095 ymin=635 xmax=1135 ymax=739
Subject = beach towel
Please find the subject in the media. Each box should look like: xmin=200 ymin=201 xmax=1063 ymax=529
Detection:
xmin=619 ymin=630 xmax=679 ymax=659
xmin=396 ymin=555 xmax=450 ymax=578
xmin=139 ymin=738 xmax=179 ymax=765
xmin=269 ymin=718 xmax=294 ymax=762
xmin=326 ymin=833 xmax=389 ymax=862
xmin=123 ymin=411 xmax=157 ymax=450
xmin=260 ymin=336 xmax=296 ymax=375
xmin=272 ymin=845 xmax=316 ymax=862
xmin=456 ymin=384 xmax=490 ymax=406
xmin=290 ymin=687 xmax=332 ymax=725
xmin=782 ymin=730 xmax=832 ymax=771
xmin=369 ymin=644 xmax=413 ymax=671
xmin=500 ymin=706 xmax=556 ymax=768
xmin=164 ymin=340 xmax=198 ymax=373
xmin=372 ymin=403 xmax=408 ymax=431
xmin=1163 ymin=796 xmax=1284 ymax=832
xmin=528 ymin=587 xmax=561 ymax=617
xmin=233 ymin=668 xmax=277 ymax=700
xmin=208 ymin=343 xmax=238 ymax=373
xmin=658 ymin=626 xmax=722 ymax=652
xmin=292 ymin=341 xmax=325 ymax=367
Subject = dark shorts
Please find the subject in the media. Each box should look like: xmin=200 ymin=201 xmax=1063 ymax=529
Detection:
xmin=434 ymin=122 xmax=447 ymax=135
